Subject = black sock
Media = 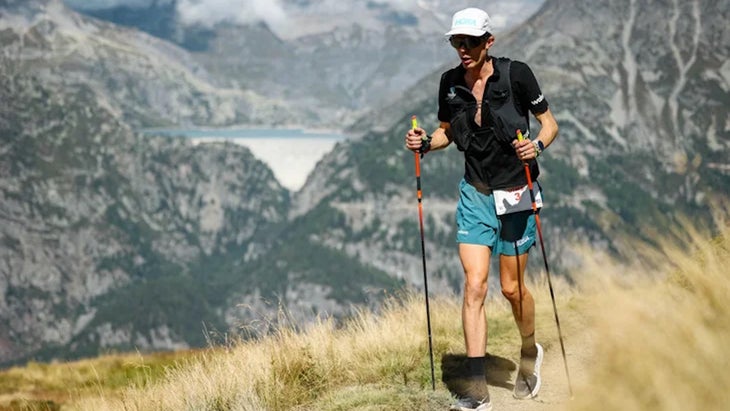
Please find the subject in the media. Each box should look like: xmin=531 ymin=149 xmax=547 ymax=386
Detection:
xmin=520 ymin=332 xmax=537 ymax=358
xmin=466 ymin=356 xmax=487 ymax=377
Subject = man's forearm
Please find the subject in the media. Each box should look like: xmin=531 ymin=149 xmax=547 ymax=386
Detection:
xmin=428 ymin=123 xmax=452 ymax=152
xmin=533 ymin=109 xmax=558 ymax=149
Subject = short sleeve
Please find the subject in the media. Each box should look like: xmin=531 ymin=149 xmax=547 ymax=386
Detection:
xmin=511 ymin=61 xmax=549 ymax=115
xmin=437 ymin=71 xmax=452 ymax=123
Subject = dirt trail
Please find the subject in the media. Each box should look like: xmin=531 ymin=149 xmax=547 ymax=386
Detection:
xmin=486 ymin=324 xmax=595 ymax=411
xmin=437 ymin=307 xmax=596 ymax=411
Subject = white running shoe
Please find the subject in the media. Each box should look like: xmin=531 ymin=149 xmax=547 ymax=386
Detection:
xmin=450 ymin=375 xmax=492 ymax=411
xmin=513 ymin=342 xmax=543 ymax=399
xmin=450 ymin=396 xmax=493 ymax=411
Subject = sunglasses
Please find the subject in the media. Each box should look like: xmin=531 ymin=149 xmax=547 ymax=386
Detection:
xmin=448 ymin=35 xmax=488 ymax=50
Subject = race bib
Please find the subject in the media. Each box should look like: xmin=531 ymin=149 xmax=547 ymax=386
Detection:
xmin=494 ymin=185 xmax=542 ymax=216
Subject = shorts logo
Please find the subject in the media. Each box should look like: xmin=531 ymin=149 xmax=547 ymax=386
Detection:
xmin=516 ymin=236 xmax=531 ymax=247
xmin=458 ymin=230 xmax=470 ymax=236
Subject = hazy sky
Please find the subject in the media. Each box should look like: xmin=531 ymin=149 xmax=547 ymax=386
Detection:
xmin=63 ymin=0 xmax=544 ymax=34
xmin=64 ymin=0 xmax=173 ymax=10
xmin=176 ymin=0 xmax=287 ymax=28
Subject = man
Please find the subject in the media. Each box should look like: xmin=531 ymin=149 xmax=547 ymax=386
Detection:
xmin=405 ymin=7 xmax=558 ymax=411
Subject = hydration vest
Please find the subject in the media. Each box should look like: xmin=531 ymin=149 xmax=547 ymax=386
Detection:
xmin=443 ymin=57 xmax=538 ymax=189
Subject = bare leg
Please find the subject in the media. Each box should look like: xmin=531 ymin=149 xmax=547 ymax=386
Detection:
xmin=499 ymin=252 xmax=536 ymax=355
xmin=501 ymin=252 xmax=543 ymax=399
xmin=459 ymin=243 xmax=491 ymax=357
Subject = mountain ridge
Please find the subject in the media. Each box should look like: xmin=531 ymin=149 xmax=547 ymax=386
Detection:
xmin=0 ymin=65 xmax=401 ymax=366
xmin=0 ymin=0 xmax=309 ymax=128
xmin=61 ymin=0 xmax=545 ymax=127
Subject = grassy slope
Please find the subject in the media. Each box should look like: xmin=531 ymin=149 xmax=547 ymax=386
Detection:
xmin=1 ymin=211 xmax=728 ymax=411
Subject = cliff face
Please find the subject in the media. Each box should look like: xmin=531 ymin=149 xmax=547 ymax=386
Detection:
xmin=0 ymin=60 xmax=398 ymax=366
xmin=0 ymin=65 xmax=296 ymax=364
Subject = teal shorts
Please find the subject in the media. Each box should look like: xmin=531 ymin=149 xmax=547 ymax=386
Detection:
xmin=455 ymin=179 xmax=538 ymax=256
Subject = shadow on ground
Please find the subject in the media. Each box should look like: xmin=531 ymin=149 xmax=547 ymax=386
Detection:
xmin=441 ymin=352 xmax=517 ymax=395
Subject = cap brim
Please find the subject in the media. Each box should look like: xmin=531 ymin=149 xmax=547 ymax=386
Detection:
xmin=444 ymin=28 xmax=488 ymax=37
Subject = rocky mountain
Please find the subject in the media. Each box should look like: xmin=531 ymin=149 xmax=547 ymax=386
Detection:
xmin=0 ymin=0 xmax=308 ymax=128
xmin=62 ymin=0 xmax=544 ymax=127
xmin=0 ymin=61 xmax=401 ymax=365
xmin=0 ymin=0 xmax=403 ymax=365
xmin=0 ymin=63 xmax=266 ymax=363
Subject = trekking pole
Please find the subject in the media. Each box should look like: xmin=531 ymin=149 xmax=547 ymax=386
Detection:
xmin=517 ymin=129 xmax=573 ymax=397
xmin=412 ymin=115 xmax=436 ymax=391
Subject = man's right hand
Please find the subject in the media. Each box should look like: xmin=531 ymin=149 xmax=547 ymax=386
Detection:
xmin=405 ymin=127 xmax=427 ymax=152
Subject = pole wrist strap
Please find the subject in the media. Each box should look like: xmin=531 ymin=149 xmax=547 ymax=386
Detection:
xmin=420 ymin=134 xmax=433 ymax=157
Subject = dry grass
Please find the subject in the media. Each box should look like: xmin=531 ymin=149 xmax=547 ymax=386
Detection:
xmin=67 ymin=293 xmax=489 ymax=411
xmin=59 ymin=275 xmax=572 ymax=410
xmin=0 ymin=350 xmax=193 ymax=411
xmin=567 ymin=213 xmax=730 ymax=411
xmin=3 ymin=208 xmax=729 ymax=411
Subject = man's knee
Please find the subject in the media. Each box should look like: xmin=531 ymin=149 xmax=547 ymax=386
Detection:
xmin=464 ymin=276 xmax=488 ymax=305
xmin=501 ymin=281 xmax=524 ymax=302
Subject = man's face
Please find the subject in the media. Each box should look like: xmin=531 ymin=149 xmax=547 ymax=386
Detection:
xmin=449 ymin=35 xmax=492 ymax=69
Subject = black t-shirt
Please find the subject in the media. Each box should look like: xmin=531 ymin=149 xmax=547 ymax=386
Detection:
xmin=438 ymin=60 xmax=548 ymax=123
xmin=437 ymin=59 xmax=548 ymax=190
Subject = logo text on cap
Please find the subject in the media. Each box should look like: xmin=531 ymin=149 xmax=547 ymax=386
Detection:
xmin=454 ymin=18 xmax=478 ymax=26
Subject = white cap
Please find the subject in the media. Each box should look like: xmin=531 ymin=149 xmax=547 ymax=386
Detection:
xmin=444 ymin=8 xmax=493 ymax=37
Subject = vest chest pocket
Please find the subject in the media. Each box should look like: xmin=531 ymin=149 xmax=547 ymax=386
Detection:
xmin=450 ymin=108 xmax=473 ymax=152
xmin=450 ymin=107 xmax=498 ymax=155
xmin=447 ymin=91 xmax=474 ymax=152
xmin=447 ymin=86 xmax=495 ymax=153
xmin=486 ymin=87 xmax=510 ymax=109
